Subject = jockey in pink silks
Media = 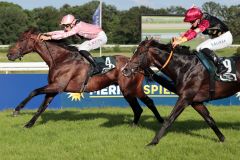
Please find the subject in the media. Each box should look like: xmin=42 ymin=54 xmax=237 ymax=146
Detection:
xmin=40 ymin=14 xmax=107 ymax=74
xmin=172 ymin=7 xmax=233 ymax=75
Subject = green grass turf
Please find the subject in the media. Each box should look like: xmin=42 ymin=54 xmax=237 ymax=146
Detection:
xmin=0 ymin=106 xmax=239 ymax=160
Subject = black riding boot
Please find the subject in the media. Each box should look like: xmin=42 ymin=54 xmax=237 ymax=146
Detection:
xmin=201 ymin=48 xmax=228 ymax=75
xmin=79 ymin=50 xmax=101 ymax=74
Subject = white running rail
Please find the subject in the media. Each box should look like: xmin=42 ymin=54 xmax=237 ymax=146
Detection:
xmin=0 ymin=62 xmax=48 ymax=73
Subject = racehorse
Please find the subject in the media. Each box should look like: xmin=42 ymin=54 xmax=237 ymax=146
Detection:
xmin=122 ymin=38 xmax=240 ymax=146
xmin=7 ymin=29 xmax=164 ymax=128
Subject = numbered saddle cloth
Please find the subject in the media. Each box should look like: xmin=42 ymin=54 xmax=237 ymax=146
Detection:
xmin=218 ymin=58 xmax=237 ymax=82
xmin=196 ymin=52 xmax=237 ymax=82
xmin=93 ymin=56 xmax=116 ymax=74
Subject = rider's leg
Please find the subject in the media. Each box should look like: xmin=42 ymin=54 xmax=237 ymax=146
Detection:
xmin=201 ymin=48 xmax=227 ymax=74
xmin=79 ymin=50 xmax=100 ymax=74
xmin=196 ymin=31 xmax=233 ymax=74
xmin=78 ymin=31 xmax=107 ymax=74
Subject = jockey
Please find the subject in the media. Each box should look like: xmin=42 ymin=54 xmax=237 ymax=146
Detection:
xmin=39 ymin=14 xmax=107 ymax=74
xmin=172 ymin=6 xmax=233 ymax=75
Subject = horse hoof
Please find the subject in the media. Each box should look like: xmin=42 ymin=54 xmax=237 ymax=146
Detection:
xmin=24 ymin=122 xmax=34 ymax=128
xmin=146 ymin=141 xmax=157 ymax=147
xmin=13 ymin=110 xmax=20 ymax=117
xmin=219 ymin=136 xmax=225 ymax=142
xmin=131 ymin=123 xmax=138 ymax=128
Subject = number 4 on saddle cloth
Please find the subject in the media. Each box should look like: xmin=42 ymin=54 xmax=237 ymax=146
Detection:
xmin=92 ymin=56 xmax=116 ymax=75
xmin=79 ymin=56 xmax=116 ymax=92
xmin=195 ymin=51 xmax=237 ymax=98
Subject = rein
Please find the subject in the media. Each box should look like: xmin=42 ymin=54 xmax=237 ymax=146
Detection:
xmin=160 ymin=49 xmax=174 ymax=70
xmin=37 ymin=33 xmax=56 ymax=68
xmin=43 ymin=41 xmax=56 ymax=68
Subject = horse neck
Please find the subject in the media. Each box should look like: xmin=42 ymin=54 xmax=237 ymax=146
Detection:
xmin=155 ymin=50 xmax=189 ymax=81
xmin=34 ymin=41 xmax=72 ymax=67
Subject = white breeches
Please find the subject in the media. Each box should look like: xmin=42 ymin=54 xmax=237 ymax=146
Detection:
xmin=78 ymin=31 xmax=107 ymax=51
xmin=196 ymin=31 xmax=233 ymax=52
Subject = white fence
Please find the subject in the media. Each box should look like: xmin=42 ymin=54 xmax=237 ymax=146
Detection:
xmin=0 ymin=62 xmax=160 ymax=74
xmin=0 ymin=62 xmax=48 ymax=73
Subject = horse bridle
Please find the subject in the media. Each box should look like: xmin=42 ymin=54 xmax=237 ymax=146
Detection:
xmin=123 ymin=45 xmax=149 ymax=75
xmin=17 ymin=34 xmax=56 ymax=67
xmin=129 ymin=45 xmax=174 ymax=74
xmin=14 ymin=35 xmax=37 ymax=60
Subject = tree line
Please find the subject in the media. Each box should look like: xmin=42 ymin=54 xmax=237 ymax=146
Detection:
xmin=0 ymin=1 xmax=239 ymax=45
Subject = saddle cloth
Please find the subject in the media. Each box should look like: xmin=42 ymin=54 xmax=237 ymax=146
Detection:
xmin=195 ymin=52 xmax=237 ymax=82
xmin=93 ymin=56 xmax=116 ymax=74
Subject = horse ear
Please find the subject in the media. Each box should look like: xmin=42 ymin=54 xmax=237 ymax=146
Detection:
xmin=145 ymin=37 xmax=153 ymax=47
xmin=145 ymin=36 xmax=148 ymax=41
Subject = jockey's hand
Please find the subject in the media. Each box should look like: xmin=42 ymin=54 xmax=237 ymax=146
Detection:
xmin=172 ymin=37 xmax=181 ymax=48
xmin=172 ymin=37 xmax=187 ymax=48
xmin=39 ymin=35 xmax=51 ymax=41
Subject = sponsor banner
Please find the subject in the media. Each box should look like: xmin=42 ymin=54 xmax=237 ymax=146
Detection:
xmin=61 ymin=83 xmax=178 ymax=108
xmin=0 ymin=74 xmax=61 ymax=110
xmin=0 ymin=74 xmax=240 ymax=110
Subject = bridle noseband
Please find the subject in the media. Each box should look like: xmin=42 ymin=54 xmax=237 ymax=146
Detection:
xmin=128 ymin=44 xmax=174 ymax=74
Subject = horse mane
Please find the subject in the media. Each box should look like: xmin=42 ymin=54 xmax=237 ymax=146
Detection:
xmin=149 ymin=39 xmax=196 ymax=55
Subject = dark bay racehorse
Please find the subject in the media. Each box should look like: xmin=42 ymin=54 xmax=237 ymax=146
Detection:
xmin=122 ymin=38 xmax=240 ymax=146
xmin=7 ymin=29 xmax=164 ymax=128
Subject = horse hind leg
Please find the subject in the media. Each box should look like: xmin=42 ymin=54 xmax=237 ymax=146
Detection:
xmin=124 ymin=95 xmax=143 ymax=126
xmin=139 ymin=96 xmax=164 ymax=123
xmin=192 ymin=102 xmax=225 ymax=142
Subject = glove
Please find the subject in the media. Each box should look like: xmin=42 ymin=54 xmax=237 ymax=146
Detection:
xmin=172 ymin=37 xmax=188 ymax=48
xmin=38 ymin=35 xmax=51 ymax=41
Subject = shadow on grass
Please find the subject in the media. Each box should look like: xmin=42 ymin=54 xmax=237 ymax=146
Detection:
xmin=32 ymin=110 xmax=240 ymax=142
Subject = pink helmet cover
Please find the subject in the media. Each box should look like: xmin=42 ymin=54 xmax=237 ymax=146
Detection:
xmin=60 ymin=14 xmax=76 ymax=25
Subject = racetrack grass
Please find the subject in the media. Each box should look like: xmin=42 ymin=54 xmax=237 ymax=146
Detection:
xmin=0 ymin=106 xmax=239 ymax=160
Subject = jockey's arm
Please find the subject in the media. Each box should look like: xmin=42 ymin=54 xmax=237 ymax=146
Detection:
xmin=50 ymin=27 xmax=79 ymax=40
xmin=45 ymin=30 xmax=65 ymax=36
xmin=173 ymin=19 xmax=210 ymax=48
xmin=182 ymin=19 xmax=210 ymax=41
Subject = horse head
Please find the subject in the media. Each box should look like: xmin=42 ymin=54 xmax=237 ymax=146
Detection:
xmin=7 ymin=28 xmax=39 ymax=61
xmin=122 ymin=37 xmax=159 ymax=77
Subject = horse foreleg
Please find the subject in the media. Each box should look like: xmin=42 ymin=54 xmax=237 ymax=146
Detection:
xmin=140 ymin=96 xmax=164 ymax=123
xmin=24 ymin=93 xmax=57 ymax=128
xmin=13 ymin=86 xmax=48 ymax=116
xmin=192 ymin=103 xmax=225 ymax=142
xmin=124 ymin=96 xmax=143 ymax=126
xmin=147 ymin=97 xmax=187 ymax=146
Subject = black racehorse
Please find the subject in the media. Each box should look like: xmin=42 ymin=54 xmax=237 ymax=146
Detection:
xmin=122 ymin=38 xmax=240 ymax=146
